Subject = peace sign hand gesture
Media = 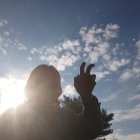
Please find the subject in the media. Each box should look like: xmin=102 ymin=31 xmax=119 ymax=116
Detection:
xmin=74 ymin=62 xmax=96 ymax=100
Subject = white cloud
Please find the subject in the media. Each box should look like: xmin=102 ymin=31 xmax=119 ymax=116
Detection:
xmin=0 ymin=33 xmax=28 ymax=55
xmin=79 ymin=26 xmax=103 ymax=47
xmin=137 ymin=83 xmax=140 ymax=90
xmin=113 ymin=104 xmax=140 ymax=122
xmin=62 ymin=85 xmax=78 ymax=98
xmin=30 ymin=48 xmax=39 ymax=54
xmin=30 ymin=46 xmax=46 ymax=54
xmin=102 ymin=53 xmax=111 ymax=61
xmin=119 ymin=69 xmax=134 ymax=81
xmin=27 ymin=57 xmax=32 ymax=61
xmin=94 ymin=71 xmax=110 ymax=81
xmin=61 ymin=39 xmax=82 ymax=55
xmin=0 ymin=21 xmax=139 ymax=82
xmin=132 ymin=66 xmax=140 ymax=75
xmin=0 ymin=19 xmax=8 ymax=27
xmin=119 ymin=67 xmax=140 ymax=82
xmin=88 ymin=51 xmax=99 ymax=63
xmin=56 ymin=53 xmax=80 ymax=71
xmin=111 ymin=43 xmax=124 ymax=56
xmin=103 ymin=23 xmax=120 ymax=40
xmin=0 ymin=34 xmax=9 ymax=54
xmin=3 ymin=31 xmax=10 ymax=37
xmin=79 ymin=23 xmax=119 ymax=47
xmin=135 ymin=37 xmax=140 ymax=60
xmin=135 ymin=103 xmax=140 ymax=108
xmin=0 ymin=47 xmax=7 ymax=55
xmin=119 ymin=37 xmax=140 ymax=81
xmin=61 ymin=78 xmax=64 ymax=82
xmin=127 ymin=89 xmax=140 ymax=104
xmin=29 ymin=23 xmax=133 ymax=82
xmin=32 ymin=24 xmax=128 ymax=82
xmin=16 ymin=43 xmax=27 ymax=50
xmin=106 ymin=133 xmax=140 ymax=140
xmin=95 ymin=42 xmax=109 ymax=55
xmin=46 ymin=52 xmax=80 ymax=71
xmin=108 ymin=59 xmax=130 ymax=72
xmin=40 ymin=54 xmax=57 ymax=62
xmin=128 ymin=94 xmax=140 ymax=101
xmin=0 ymin=19 xmax=27 ymax=54
xmin=38 ymin=40 xmax=81 ymax=71
xmin=62 ymin=39 xmax=80 ymax=53
xmin=88 ymin=42 xmax=110 ymax=63
xmin=79 ymin=24 xmax=130 ymax=75
xmin=101 ymin=93 xmax=117 ymax=102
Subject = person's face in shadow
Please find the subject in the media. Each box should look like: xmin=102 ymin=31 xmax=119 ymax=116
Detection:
xmin=42 ymin=72 xmax=62 ymax=103
xmin=25 ymin=65 xmax=62 ymax=106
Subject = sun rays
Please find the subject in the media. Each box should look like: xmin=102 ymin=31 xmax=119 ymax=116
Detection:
xmin=0 ymin=76 xmax=26 ymax=113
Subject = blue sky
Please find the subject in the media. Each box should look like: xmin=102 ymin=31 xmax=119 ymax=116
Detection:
xmin=0 ymin=0 xmax=140 ymax=139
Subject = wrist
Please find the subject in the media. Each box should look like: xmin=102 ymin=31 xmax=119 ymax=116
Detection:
xmin=80 ymin=93 xmax=93 ymax=103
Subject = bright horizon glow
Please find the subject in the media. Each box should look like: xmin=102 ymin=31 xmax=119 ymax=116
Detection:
xmin=0 ymin=76 xmax=26 ymax=114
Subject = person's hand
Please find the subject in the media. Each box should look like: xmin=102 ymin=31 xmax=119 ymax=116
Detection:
xmin=74 ymin=62 xmax=96 ymax=99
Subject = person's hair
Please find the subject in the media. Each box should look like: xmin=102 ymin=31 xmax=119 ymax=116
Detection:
xmin=24 ymin=64 xmax=61 ymax=99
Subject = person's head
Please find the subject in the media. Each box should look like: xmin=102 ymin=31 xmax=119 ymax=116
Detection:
xmin=24 ymin=64 xmax=62 ymax=105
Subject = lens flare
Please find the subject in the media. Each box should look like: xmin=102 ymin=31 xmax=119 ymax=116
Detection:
xmin=0 ymin=76 xmax=26 ymax=114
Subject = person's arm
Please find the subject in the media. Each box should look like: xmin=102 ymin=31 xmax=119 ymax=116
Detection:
xmin=74 ymin=62 xmax=103 ymax=139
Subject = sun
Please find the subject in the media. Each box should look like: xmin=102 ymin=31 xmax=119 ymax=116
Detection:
xmin=0 ymin=76 xmax=26 ymax=114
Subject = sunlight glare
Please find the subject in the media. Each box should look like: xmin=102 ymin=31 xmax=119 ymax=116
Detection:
xmin=0 ymin=76 xmax=26 ymax=114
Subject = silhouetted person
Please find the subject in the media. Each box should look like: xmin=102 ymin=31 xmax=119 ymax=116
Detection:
xmin=0 ymin=62 xmax=103 ymax=140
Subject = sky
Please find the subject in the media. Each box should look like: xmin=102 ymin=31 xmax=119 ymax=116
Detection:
xmin=0 ymin=0 xmax=140 ymax=139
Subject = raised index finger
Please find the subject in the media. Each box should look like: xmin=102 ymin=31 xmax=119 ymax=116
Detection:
xmin=80 ymin=62 xmax=86 ymax=75
xmin=85 ymin=64 xmax=95 ymax=75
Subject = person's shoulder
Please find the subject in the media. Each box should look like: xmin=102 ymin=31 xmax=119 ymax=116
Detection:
xmin=0 ymin=108 xmax=14 ymax=135
xmin=0 ymin=108 xmax=14 ymax=121
xmin=0 ymin=103 xmax=28 ymax=123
